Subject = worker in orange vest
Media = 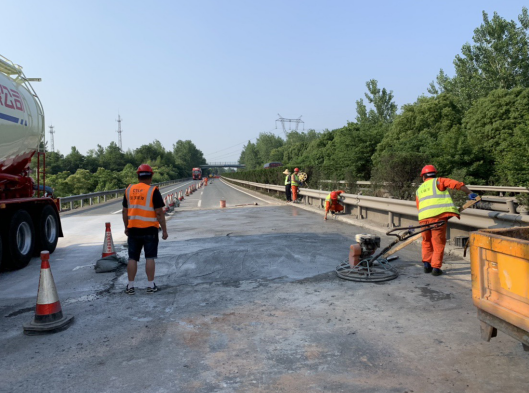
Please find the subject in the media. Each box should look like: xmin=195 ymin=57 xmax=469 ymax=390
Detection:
xmin=122 ymin=164 xmax=168 ymax=294
xmin=416 ymin=165 xmax=477 ymax=276
xmin=204 ymin=177 xmax=208 ymax=186
xmin=324 ymin=190 xmax=345 ymax=220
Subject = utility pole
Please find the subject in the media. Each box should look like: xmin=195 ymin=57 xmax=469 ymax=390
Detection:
xmin=49 ymin=125 xmax=55 ymax=152
xmin=275 ymin=114 xmax=304 ymax=137
xmin=116 ymin=114 xmax=123 ymax=150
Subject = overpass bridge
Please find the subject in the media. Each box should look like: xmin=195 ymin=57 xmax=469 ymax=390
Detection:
xmin=200 ymin=162 xmax=245 ymax=169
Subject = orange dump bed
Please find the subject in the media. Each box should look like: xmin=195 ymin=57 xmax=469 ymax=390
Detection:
xmin=470 ymin=227 xmax=529 ymax=351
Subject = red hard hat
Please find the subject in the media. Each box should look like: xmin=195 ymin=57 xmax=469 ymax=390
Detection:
xmin=330 ymin=191 xmax=338 ymax=199
xmin=294 ymin=168 xmax=300 ymax=172
xmin=137 ymin=164 xmax=154 ymax=175
xmin=420 ymin=165 xmax=437 ymax=176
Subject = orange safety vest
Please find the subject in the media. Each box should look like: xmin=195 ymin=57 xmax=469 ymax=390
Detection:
xmin=125 ymin=183 xmax=160 ymax=229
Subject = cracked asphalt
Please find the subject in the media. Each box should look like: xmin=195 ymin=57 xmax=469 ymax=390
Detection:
xmin=1 ymin=180 xmax=528 ymax=393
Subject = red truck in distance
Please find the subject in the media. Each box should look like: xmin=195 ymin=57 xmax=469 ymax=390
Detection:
xmin=192 ymin=167 xmax=202 ymax=180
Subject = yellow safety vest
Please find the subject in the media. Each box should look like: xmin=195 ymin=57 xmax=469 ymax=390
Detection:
xmin=291 ymin=174 xmax=300 ymax=187
xmin=416 ymin=178 xmax=459 ymax=220
xmin=126 ymin=183 xmax=160 ymax=229
xmin=285 ymin=175 xmax=291 ymax=186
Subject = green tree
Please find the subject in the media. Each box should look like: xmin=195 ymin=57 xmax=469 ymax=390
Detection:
xmin=429 ymin=7 xmax=529 ymax=107
xmin=172 ymin=140 xmax=206 ymax=175
xmin=356 ymin=79 xmax=398 ymax=124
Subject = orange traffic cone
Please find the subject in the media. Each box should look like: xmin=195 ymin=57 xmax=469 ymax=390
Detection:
xmin=102 ymin=222 xmax=116 ymax=258
xmin=23 ymin=251 xmax=74 ymax=335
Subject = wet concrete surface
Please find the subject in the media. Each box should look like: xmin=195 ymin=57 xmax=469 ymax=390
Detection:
xmin=1 ymin=180 xmax=529 ymax=392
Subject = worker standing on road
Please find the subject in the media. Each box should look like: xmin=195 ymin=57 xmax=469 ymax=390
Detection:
xmin=416 ymin=165 xmax=477 ymax=276
xmin=291 ymin=168 xmax=303 ymax=203
xmin=283 ymin=169 xmax=292 ymax=202
xmin=122 ymin=164 xmax=168 ymax=294
xmin=324 ymin=190 xmax=345 ymax=220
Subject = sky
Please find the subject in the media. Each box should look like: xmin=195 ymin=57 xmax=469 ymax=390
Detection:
xmin=3 ymin=1 xmax=528 ymax=163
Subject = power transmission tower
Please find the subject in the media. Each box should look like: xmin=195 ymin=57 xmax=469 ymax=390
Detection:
xmin=275 ymin=114 xmax=304 ymax=136
xmin=49 ymin=125 xmax=55 ymax=152
xmin=116 ymin=114 xmax=123 ymax=150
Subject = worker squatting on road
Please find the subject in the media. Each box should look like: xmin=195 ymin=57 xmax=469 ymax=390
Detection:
xmin=291 ymin=168 xmax=304 ymax=203
xmin=122 ymin=164 xmax=169 ymax=294
xmin=283 ymin=169 xmax=292 ymax=202
xmin=324 ymin=190 xmax=345 ymax=220
xmin=416 ymin=165 xmax=477 ymax=276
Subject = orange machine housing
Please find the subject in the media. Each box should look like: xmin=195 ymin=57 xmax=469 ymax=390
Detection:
xmin=470 ymin=227 xmax=529 ymax=350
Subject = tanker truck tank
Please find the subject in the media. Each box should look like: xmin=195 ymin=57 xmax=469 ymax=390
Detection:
xmin=0 ymin=55 xmax=62 ymax=271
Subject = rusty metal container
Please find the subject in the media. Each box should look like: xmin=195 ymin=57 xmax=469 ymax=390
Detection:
xmin=470 ymin=227 xmax=529 ymax=351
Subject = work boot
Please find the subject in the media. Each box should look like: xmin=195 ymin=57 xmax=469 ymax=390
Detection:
xmin=432 ymin=268 xmax=443 ymax=276
xmin=423 ymin=262 xmax=432 ymax=273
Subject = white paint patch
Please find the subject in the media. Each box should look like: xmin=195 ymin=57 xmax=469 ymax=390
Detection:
xmin=132 ymin=317 xmax=153 ymax=322
xmin=65 ymin=294 xmax=99 ymax=304
xmin=198 ymin=200 xmax=202 ymax=207
xmin=73 ymin=264 xmax=94 ymax=271
xmin=112 ymin=209 xmax=122 ymax=214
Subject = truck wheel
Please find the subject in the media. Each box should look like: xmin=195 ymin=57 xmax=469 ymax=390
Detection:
xmin=37 ymin=205 xmax=59 ymax=254
xmin=6 ymin=210 xmax=35 ymax=270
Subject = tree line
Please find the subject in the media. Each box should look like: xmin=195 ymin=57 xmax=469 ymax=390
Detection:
xmin=237 ymin=8 xmax=529 ymax=194
xmin=41 ymin=140 xmax=206 ymax=197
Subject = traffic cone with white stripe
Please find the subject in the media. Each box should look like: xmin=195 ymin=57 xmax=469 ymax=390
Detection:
xmin=102 ymin=222 xmax=116 ymax=258
xmin=23 ymin=251 xmax=74 ymax=335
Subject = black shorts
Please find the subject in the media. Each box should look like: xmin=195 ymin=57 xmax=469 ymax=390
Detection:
xmin=128 ymin=233 xmax=159 ymax=261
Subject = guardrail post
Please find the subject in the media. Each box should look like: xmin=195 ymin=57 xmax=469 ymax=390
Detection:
xmin=388 ymin=211 xmax=394 ymax=228
xmin=90 ymin=197 xmax=93 ymax=206
xmin=81 ymin=199 xmax=84 ymax=208
xmin=70 ymin=201 xmax=73 ymax=210
xmin=507 ymin=200 xmax=516 ymax=214
xmin=98 ymin=196 xmax=101 ymax=203
xmin=104 ymin=195 xmax=107 ymax=202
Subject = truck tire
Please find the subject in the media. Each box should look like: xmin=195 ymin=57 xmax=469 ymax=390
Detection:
xmin=36 ymin=205 xmax=59 ymax=254
xmin=5 ymin=210 xmax=35 ymax=270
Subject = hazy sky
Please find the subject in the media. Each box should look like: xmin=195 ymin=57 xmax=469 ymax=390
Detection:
xmin=3 ymin=1 xmax=527 ymax=162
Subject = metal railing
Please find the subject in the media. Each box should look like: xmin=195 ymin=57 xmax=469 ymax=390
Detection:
xmin=317 ymin=180 xmax=528 ymax=214
xmin=223 ymin=177 xmax=529 ymax=240
xmin=58 ymin=178 xmax=191 ymax=212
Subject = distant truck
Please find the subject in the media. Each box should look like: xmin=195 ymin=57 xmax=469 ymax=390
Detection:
xmin=264 ymin=162 xmax=282 ymax=169
xmin=0 ymin=55 xmax=63 ymax=270
xmin=192 ymin=167 xmax=202 ymax=180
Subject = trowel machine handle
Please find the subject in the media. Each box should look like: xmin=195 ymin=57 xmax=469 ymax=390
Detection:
xmin=367 ymin=221 xmax=447 ymax=264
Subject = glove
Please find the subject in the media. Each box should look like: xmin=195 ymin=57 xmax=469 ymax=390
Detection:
xmin=468 ymin=193 xmax=479 ymax=200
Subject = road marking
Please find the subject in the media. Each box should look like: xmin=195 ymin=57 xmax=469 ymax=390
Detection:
xmin=201 ymin=191 xmax=203 ymax=196
xmin=198 ymin=200 xmax=202 ymax=207
xmin=220 ymin=178 xmax=270 ymax=203
xmin=112 ymin=180 xmax=195 ymax=214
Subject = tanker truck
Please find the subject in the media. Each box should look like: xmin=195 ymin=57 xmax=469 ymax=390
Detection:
xmin=0 ymin=55 xmax=63 ymax=270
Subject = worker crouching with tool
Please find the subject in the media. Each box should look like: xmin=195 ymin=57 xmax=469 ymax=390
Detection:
xmin=324 ymin=190 xmax=345 ymax=220
xmin=416 ymin=165 xmax=477 ymax=276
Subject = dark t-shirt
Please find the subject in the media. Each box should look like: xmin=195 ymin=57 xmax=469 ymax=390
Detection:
xmin=123 ymin=187 xmax=165 ymax=236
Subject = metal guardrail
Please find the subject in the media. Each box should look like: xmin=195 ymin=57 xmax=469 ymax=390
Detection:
xmin=223 ymin=177 xmax=529 ymax=240
xmin=318 ymin=180 xmax=527 ymax=213
xmin=58 ymin=178 xmax=191 ymax=212
xmin=320 ymin=180 xmax=529 ymax=194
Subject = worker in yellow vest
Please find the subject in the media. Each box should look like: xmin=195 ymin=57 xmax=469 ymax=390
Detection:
xmin=291 ymin=168 xmax=303 ymax=203
xmin=324 ymin=190 xmax=345 ymax=220
xmin=416 ymin=165 xmax=476 ymax=276
xmin=122 ymin=164 xmax=168 ymax=294
xmin=283 ymin=169 xmax=292 ymax=202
